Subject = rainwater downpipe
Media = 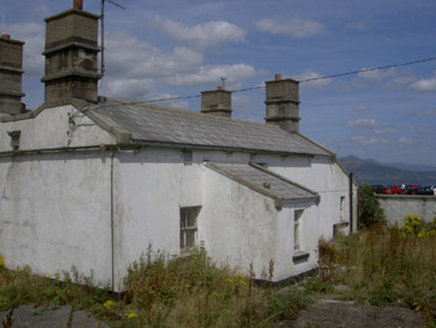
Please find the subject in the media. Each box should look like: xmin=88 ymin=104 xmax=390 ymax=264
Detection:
xmin=110 ymin=152 xmax=115 ymax=291
xmin=349 ymin=172 xmax=354 ymax=233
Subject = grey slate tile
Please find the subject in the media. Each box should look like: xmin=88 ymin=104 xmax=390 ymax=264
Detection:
xmin=90 ymin=102 xmax=333 ymax=156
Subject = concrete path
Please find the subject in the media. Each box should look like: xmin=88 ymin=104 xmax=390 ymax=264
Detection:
xmin=0 ymin=305 xmax=109 ymax=328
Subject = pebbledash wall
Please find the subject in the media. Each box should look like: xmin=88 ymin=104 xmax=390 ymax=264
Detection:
xmin=376 ymin=195 xmax=436 ymax=225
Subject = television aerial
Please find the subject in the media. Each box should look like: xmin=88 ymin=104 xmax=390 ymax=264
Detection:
xmin=100 ymin=0 xmax=126 ymax=77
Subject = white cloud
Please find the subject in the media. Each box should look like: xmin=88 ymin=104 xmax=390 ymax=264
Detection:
xmin=168 ymin=64 xmax=256 ymax=87
xmin=351 ymin=136 xmax=389 ymax=146
xmin=373 ymin=128 xmax=397 ymax=135
xmin=292 ymin=70 xmax=331 ymax=89
xmin=410 ymin=72 xmax=436 ymax=92
xmin=8 ymin=22 xmax=45 ymax=77
xmin=345 ymin=118 xmax=378 ymax=128
xmin=256 ymin=17 xmax=326 ymax=38
xmin=387 ymin=76 xmax=417 ymax=88
xmin=105 ymin=32 xmax=203 ymax=79
xmin=153 ymin=16 xmax=245 ymax=50
xmin=403 ymin=108 xmax=436 ymax=118
xmin=99 ymin=77 xmax=189 ymax=109
xmin=397 ymin=138 xmax=414 ymax=145
xmin=357 ymin=67 xmax=396 ymax=81
xmin=354 ymin=105 xmax=368 ymax=111
xmin=100 ymin=78 xmax=158 ymax=100
xmin=347 ymin=21 xmax=367 ymax=31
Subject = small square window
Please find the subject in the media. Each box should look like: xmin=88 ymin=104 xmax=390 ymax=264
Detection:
xmin=180 ymin=206 xmax=201 ymax=253
xmin=8 ymin=131 xmax=21 ymax=151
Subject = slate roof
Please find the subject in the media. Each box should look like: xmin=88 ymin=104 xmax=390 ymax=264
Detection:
xmin=205 ymin=162 xmax=320 ymax=207
xmin=88 ymin=99 xmax=334 ymax=157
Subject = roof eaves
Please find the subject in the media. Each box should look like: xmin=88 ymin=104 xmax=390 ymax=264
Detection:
xmin=129 ymin=140 xmax=326 ymax=158
xmin=295 ymin=132 xmax=336 ymax=157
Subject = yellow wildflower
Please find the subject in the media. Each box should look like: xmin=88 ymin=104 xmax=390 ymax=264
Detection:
xmin=128 ymin=312 xmax=138 ymax=319
xmin=45 ymin=274 xmax=51 ymax=278
xmin=226 ymin=279 xmax=234 ymax=284
xmin=235 ymin=274 xmax=243 ymax=279
xmin=22 ymin=265 xmax=28 ymax=269
xmin=0 ymin=256 xmax=5 ymax=268
xmin=103 ymin=300 xmax=115 ymax=310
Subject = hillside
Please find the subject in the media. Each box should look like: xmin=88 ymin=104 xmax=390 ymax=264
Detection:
xmin=338 ymin=156 xmax=436 ymax=185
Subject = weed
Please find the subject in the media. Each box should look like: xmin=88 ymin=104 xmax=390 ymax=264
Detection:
xmin=333 ymin=227 xmax=436 ymax=326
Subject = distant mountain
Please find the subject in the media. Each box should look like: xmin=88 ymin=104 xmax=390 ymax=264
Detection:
xmin=338 ymin=156 xmax=436 ymax=186
xmin=340 ymin=156 xmax=436 ymax=173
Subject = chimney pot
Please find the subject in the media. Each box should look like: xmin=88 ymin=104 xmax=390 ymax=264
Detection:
xmin=217 ymin=86 xmax=223 ymax=90
xmin=73 ymin=0 xmax=83 ymax=10
xmin=1 ymin=34 xmax=11 ymax=39
xmin=275 ymin=74 xmax=281 ymax=81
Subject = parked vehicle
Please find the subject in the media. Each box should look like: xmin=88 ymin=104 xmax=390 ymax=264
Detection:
xmin=371 ymin=185 xmax=386 ymax=194
xmin=390 ymin=185 xmax=404 ymax=195
xmin=415 ymin=187 xmax=435 ymax=195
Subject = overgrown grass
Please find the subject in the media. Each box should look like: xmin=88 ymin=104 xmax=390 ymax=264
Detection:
xmin=2 ymin=217 xmax=436 ymax=327
xmin=0 ymin=247 xmax=312 ymax=327
xmin=0 ymin=264 xmax=109 ymax=314
xmin=316 ymin=217 xmax=436 ymax=326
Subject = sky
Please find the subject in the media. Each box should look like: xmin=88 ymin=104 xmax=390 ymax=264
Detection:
xmin=2 ymin=0 xmax=436 ymax=166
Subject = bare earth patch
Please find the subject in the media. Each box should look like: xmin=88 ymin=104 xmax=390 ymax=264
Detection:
xmin=290 ymin=300 xmax=424 ymax=328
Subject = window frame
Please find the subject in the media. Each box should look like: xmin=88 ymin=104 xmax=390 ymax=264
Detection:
xmin=293 ymin=209 xmax=304 ymax=252
xmin=180 ymin=206 xmax=201 ymax=254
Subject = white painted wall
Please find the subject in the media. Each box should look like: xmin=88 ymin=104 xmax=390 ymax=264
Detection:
xmin=0 ymin=106 xmax=356 ymax=290
xmin=0 ymin=152 xmax=113 ymax=286
xmin=201 ymin=167 xmax=279 ymax=280
xmin=275 ymin=203 xmax=319 ymax=280
xmin=0 ymin=105 xmax=115 ymax=152
xmin=112 ymin=148 xmax=205 ymax=287
xmin=269 ymin=156 xmax=356 ymax=238
xmin=377 ymin=195 xmax=436 ymax=225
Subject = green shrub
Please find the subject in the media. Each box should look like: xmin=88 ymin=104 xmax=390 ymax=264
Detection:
xmin=358 ymin=184 xmax=385 ymax=229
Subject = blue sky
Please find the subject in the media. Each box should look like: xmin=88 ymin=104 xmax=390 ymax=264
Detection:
xmin=3 ymin=0 xmax=436 ymax=166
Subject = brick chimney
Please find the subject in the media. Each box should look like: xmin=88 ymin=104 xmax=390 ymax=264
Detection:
xmin=201 ymin=87 xmax=232 ymax=118
xmin=41 ymin=0 xmax=101 ymax=105
xmin=0 ymin=34 xmax=25 ymax=115
xmin=264 ymin=74 xmax=300 ymax=133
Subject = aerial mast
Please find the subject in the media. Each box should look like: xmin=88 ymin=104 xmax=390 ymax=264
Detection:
xmin=100 ymin=0 xmax=126 ymax=77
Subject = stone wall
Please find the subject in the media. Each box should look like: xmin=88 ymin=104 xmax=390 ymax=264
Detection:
xmin=376 ymin=194 xmax=436 ymax=225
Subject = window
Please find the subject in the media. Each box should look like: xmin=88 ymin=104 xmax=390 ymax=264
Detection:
xmin=8 ymin=131 xmax=21 ymax=151
xmin=294 ymin=209 xmax=304 ymax=251
xmin=180 ymin=206 xmax=201 ymax=253
xmin=339 ymin=196 xmax=345 ymax=222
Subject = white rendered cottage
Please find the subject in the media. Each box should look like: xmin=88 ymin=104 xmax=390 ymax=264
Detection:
xmin=0 ymin=2 xmax=357 ymax=290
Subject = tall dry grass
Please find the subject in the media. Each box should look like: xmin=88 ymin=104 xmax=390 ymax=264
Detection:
xmin=332 ymin=225 xmax=436 ymax=324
